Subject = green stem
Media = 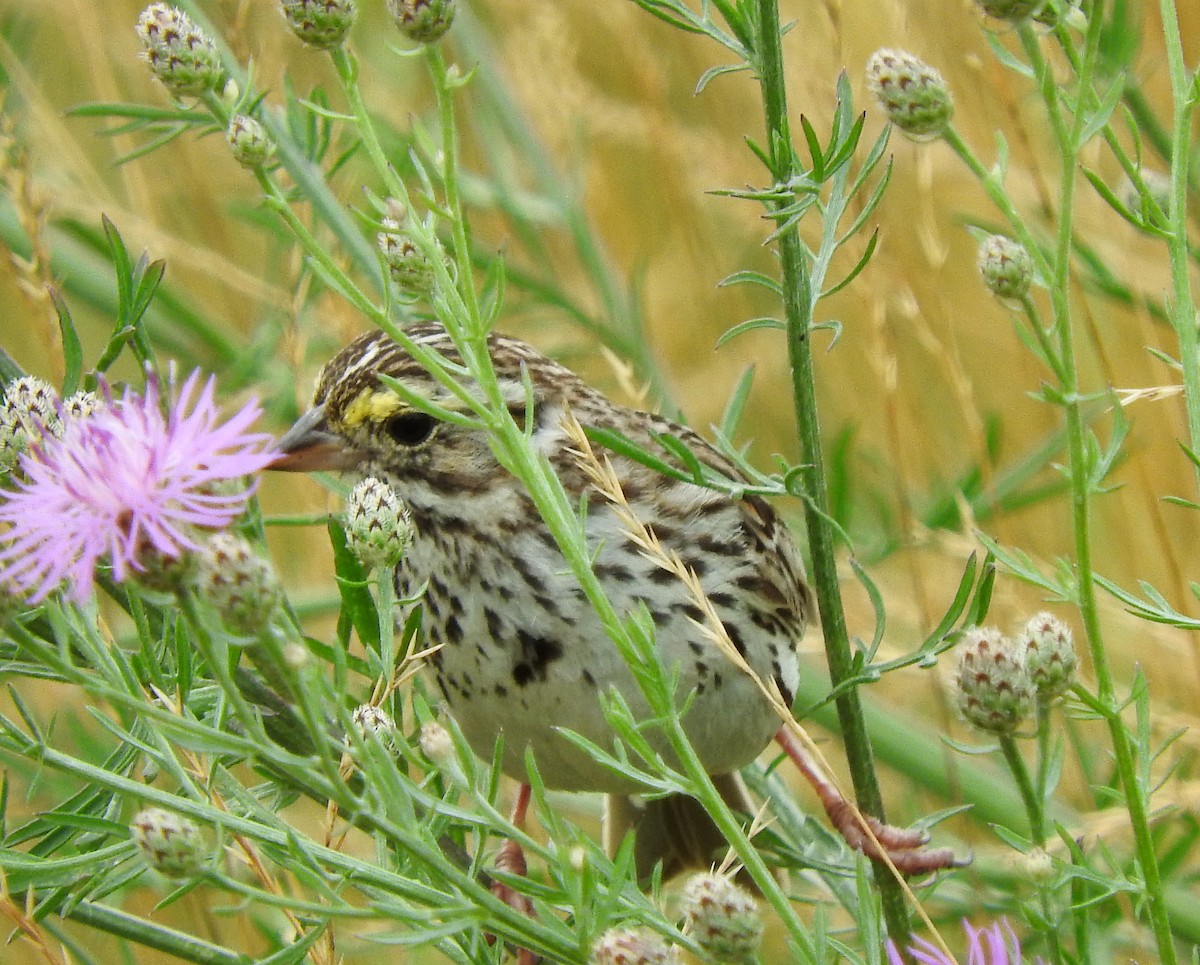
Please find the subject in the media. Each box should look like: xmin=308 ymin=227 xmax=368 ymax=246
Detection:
xmin=998 ymin=734 xmax=1044 ymax=843
xmin=426 ymin=45 xmax=485 ymax=339
xmin=752 ymin=0 xmax=909 ymax=940
xmin=61 ymin=901 xmax=245 ymax=965
xmin=1155 ymin=0 xmax=1200 ymax=495
xmin=1025 ymin=19 xmax=1178 ymax=964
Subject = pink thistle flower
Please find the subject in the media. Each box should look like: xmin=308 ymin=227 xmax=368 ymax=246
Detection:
xmin=887 ymin=918 xmax=1041 ymax=965
xmin=0 ymin=371 xmax=278 ymax=603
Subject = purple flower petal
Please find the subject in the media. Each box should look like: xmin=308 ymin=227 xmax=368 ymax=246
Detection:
xmin=0 ymin=372 xmax=278 ymax=603
xmin=889 ymin=917 xmax=1037 ymax=965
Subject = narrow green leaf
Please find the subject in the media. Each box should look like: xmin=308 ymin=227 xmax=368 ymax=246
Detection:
xmin=719 ymin=366 xmax=755 ymax=438
xmin=49 ymin=289 xmax=83 ymax=395
xmin=822 ymin=229 xmax=879 ymax=299
xmin=327 ymin=519 xmax=380 ymax=650
xmin=716 ymin=269 xmax=782 ymax=295
xmin=714 ymin=317 xmax=785 ymax=347
xmin=799 ymin=114 xmax=824 ymax=180
xmin=695 ymin=61 xmax=747 ymax=96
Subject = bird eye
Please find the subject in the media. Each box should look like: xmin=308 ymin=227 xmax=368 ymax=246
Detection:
xmin=384 ymin=411 xmax=436 ymax=447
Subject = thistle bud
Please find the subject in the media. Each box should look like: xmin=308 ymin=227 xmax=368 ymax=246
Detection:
xmin=589 ymin=927 xmax=679 ymax=965
xmin=954 ymin=626 xmax=1035 ymax=734
xmin=344 ymin=477 xmax=412 ymax=571
xmin=351 ymin=704 xmax=397 ymax=747
xmin=377 ymin=218 xmax=437 ymax=296
xmin=680 ymin=873 xmax=763 ymax=962
xmin=1018 ymin=612 xmax=1077 ymax=701
xmin=131 ymin=806 xmax=207 ymax=879
xmin=0 ymin=376 xmax=60 ymax=468
xmin=61 ymin=391 xmax=103 ymax=422
xmin=226 ymin=114 xmax=274 ymax=169
xmin=135 ymin=4 xmax=222 ymax=98
xmin=865 ymin=48 xmax=953 ymax=141
xmin=976 ymin=0 xmax=1044 ymax=21
xmin=387 ymin=0 xmax=456 ymax=44
xmin=280 ymin=0 xmax=356 ymax=49
xmin=190 ymin=532 xmax=279 ymax=634
xmin=977 ymin=234 xmax=1033 ymax=300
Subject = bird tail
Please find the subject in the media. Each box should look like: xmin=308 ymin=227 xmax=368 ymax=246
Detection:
xmin=604 ymin=773 xmax=754 ymax=883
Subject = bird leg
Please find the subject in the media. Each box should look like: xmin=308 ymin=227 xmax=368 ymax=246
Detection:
xmin=774 ymin=727 xmax=968 ymax=876
xmin=488 ymin=783 xmax=540 ymax=965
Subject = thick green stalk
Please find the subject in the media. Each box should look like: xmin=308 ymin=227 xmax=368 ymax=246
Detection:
xmin=752 ymin=0 xmax=909 ymax=939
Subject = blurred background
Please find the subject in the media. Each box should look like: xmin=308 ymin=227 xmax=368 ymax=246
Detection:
xmin=0 ymin=0 xmax=1198 ymax=960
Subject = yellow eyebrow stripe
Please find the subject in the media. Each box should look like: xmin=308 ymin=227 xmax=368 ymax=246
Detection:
xmin=342 ymin=388 xmax=405 ymax=427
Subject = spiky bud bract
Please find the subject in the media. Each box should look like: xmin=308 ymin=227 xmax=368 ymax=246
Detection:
xmin=344 ymin=476 xmax=412 ymax=571
xmin=131 ymin=806 xmax=207 ymax=879
xmin=135 ymin=4 xmax=222 ymax=98
xmin=1018 ymin=611 xmax=1077 ymax=701
xmin=190 ymin=532 xmax=280 ymax=634
xmin=387 ymin=0 xmax=456 ymax=44
xmin=280 ymin=0 xmax=356 ymax=49
xmin=866 ymin=48 xmax=953 ymax=141
xmin=955 ymin=626 xmax=1035 ymax=734
xmin=978 ymin=234 xmax=1034 ymax=300
xmin=680 ymin=872 xmax=763 ymax=962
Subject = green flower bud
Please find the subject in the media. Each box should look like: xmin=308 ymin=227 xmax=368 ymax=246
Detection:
xmin=135 ymin=4 xmax=222 ymax=98
xmin=418 ymin=720 xmax=453 ymax=763
xmin=280 ymin=0 xmax=357 ymax=50
xmin=955 ymin=626 xmax=1035 ymax=734
xmin=680 ymin=873 xmax=763 ymax=962
xmin=377 ymin=217 xmax=438 ymax=296
xmin=0 ymin=376 xmax=60 ymax=468
xmin=977 ymin=0 xmax=1044 ymax=21
xmin=131 ymin=806 xmax=207 ymax=879
xmin=590 ymin=928 xmax=679 ymax=965
xmin=226 ymin=114 xmax=274 ymax=169
xmin=1018 ymin=611 xmax=1077 ymax=701
xmin=344 ymin=476 xmax=412 ymax=571
xmin=977 ymin=234 xmax=1033 ymax=300
xmin=190 ymin=532 xmax=279 ymax=634
xmin=866 ymin=48 xmax=954 ymax=141
xmin=387 ymin=0 xmax=456 ymax=43
xmin=1121 ymin=170 xmax=1171 ymax=231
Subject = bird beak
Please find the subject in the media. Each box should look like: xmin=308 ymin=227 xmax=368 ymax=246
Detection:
xmin=269 ymin=404 xmax=364 ymax=472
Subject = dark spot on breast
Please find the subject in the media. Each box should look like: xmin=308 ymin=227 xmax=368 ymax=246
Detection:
xmin=511 ymin=630 xmax=564 ymax=687
xmin=649 ymin=567 xmax=677 ymax=585
xmin=673 ymin=602 xmax=705 ymax=623
xmin=595 ymin=561 xmax=633 ymax=582
xmin=725 ymin=622 xmax=748 ymax=657
xmin=485 ymin=607 xmax=504 ymax=640
xmin=444 ymin=614 xmax=463 ymax=644
xmin=582 ymin=668 xmax=597 ymax=688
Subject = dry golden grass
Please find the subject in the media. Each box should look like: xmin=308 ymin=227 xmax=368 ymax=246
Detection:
xmin=0 ymin=0 xmax=1197 ymax=961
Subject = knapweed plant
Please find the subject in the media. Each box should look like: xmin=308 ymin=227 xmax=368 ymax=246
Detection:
xmin=0 ymin=1 xmax=1196 ymax=963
